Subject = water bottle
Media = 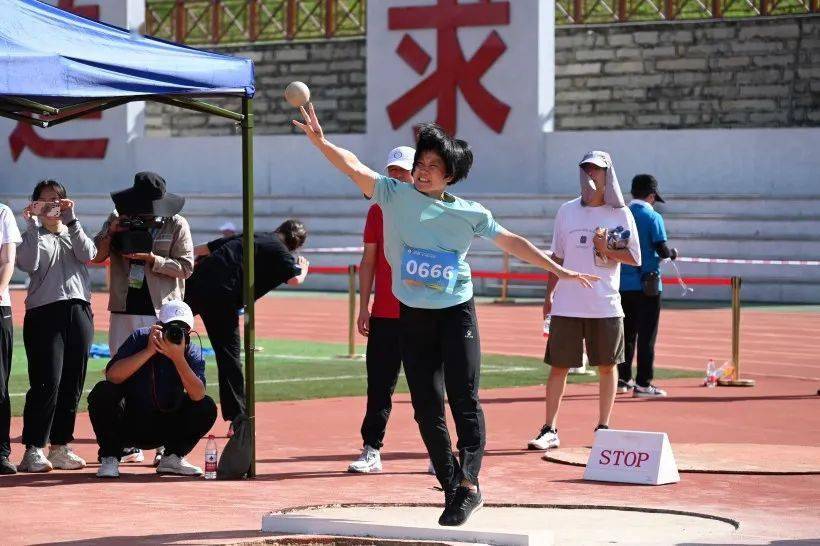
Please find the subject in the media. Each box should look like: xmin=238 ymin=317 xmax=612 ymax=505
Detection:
xmin=705 ymin=359 xmax=717 ymax=388
xmin=542 ymin=315 xmax=551 ymax=339
xmin=204 ymin=435 xmax=218 ymax=480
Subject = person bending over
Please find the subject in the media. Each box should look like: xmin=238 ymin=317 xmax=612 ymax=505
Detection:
xmin=185 ymin=220 xmax=309 ymax=432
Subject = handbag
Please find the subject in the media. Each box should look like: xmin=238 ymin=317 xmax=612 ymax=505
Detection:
xmin=641 ymin=271 xmax=661 ymax=297
xmin=217 ymin=414 xmax=252 ymax=479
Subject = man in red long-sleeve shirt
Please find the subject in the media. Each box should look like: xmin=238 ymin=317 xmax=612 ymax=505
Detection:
xmin=348 ymin=146 xmax=417 ymax=473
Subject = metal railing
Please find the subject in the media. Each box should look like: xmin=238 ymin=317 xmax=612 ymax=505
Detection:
xmin=556 ymin=0 xmax=817 ymax=24
xmin=144 ymin=0 xmax=817 ymax=46
xmin=145 ymin=0 xmax=365 ymax=45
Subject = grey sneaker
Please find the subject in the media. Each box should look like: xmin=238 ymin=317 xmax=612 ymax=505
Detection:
xmin=97 ymin=456 xmax=120 ymax=478
xmin=48 ymin=445 xmax=86 ymax=470
xmin=18 ymin=447 xmax=53 ymax=473
xmin=347 ymin=445 xmax=382 ymax=473
xmin=156 ymin=454 xmax=203 ymax=476
xmin=633 ymin=384 xmax=668 ymax=398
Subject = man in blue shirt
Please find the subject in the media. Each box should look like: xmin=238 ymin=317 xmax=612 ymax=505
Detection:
xmin=88 ymin=301 xmax=216 ymax=478
xmin=618 ymin=175 xmax=677 ymax=397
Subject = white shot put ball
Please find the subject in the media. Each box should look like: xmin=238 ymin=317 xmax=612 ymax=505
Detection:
xmin=284 ymin=81 xmax=311 ymax=108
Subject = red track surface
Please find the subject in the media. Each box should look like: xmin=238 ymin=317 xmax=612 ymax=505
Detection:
xmin=3 ymin=290 xmax=819 ymax=544
xmin=12 ymin=290 xmax=815 ymax=381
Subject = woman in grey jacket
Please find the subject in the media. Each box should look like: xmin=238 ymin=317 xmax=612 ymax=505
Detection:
xmin=16 ymin=180 xmax=96 ymax=472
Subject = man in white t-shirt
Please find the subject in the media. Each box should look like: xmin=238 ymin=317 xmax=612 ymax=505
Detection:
xmin=528 ymin=151 xmax=641 ymax=451
xmin=0 ymin=203 xmax=23 ymax=474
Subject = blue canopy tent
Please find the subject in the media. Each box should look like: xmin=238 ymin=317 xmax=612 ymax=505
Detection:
xmin=0 ymin=0 xmax=260 ymax=475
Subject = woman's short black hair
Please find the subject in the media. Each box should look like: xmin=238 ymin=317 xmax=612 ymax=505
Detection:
xmin=413 ymin=123 xmax=473 ymax=185
xmin=31 ymin=179 xmax=67 ymax=202
xmin=275 ymin=219 xmax=307 ymax=251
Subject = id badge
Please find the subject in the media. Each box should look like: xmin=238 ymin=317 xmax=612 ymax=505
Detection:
xmin=401 ymin=246 xmax=459 ymax=294
xmin=128 ymin=263 xmax=145 ymax=289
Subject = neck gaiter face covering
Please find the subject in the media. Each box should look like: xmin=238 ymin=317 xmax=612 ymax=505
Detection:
xmin=579 ymin=152 xmax=625 ymax=208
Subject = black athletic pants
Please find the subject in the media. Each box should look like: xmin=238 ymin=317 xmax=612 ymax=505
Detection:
xmin=22 ymin=300 xmax=93 ymax=448
xmin=360 ymin=317 xmax=402 ymax=450
xmin=88 ymin=381 xmax=217 ymax=459
xmin=0 ymin=306 xmax=13 ymax=458
xmin=399 ymin=299 xmax=485 ymax=489
xmin=618 ymin=290 xmax=662 ymax=387
xmin=186 ymin=296 xmax=245 ymax=422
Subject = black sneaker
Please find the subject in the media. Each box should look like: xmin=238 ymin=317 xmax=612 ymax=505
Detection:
xmin=594 ymin=424 xmax=609 ymax=432
xmin=617 ymin=379 xmax=634 ymax=394
xmin=0 ymin=455 xmax=16 ymax=475
xmin=438 ymin=486 xmax=483 ymax=526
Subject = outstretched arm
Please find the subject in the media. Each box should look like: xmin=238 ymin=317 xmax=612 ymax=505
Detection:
xmin=292 ymin=104 xmax=379 ymax=198
xmin=493 ymin=229 xmax=598 ymax=288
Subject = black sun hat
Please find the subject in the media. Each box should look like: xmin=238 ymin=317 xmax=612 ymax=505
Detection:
xmin=111 ymin=172 xmax=185 ymax=216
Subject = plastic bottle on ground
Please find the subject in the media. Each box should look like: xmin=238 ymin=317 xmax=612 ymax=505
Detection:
xmin=705 ymin=359 xmax=717 ymax=388
xmin=205 ymin=435 xmax=218 ymax=480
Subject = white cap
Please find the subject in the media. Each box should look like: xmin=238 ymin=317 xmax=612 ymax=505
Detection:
xmin=219 ymin=221 xmax=237 ymax=232
xmin=158 ymin=300 xmax=195 ymax=329
xmin=385 ymin=146 xmax=415 ymax=172
xmin=579 ymin=150 xmax=610 ymax=168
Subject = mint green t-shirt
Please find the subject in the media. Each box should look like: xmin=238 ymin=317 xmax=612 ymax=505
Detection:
xmin=370 ymin=175 xmax=504 ymax=309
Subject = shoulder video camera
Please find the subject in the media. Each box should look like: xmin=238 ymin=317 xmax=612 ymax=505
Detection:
xmin=161 ymin=322 xmax=187 ymax=345
xmin=112 ymin=216 xmax=163 ymax=254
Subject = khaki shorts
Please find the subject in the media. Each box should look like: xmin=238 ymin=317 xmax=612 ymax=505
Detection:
xmin=545 ymin=316 xmax=624 ymax=368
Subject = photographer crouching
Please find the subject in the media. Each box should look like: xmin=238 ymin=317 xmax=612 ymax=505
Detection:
xmin=92 ymin=171 xmax=194 ymax=465
xmin=88 ymin=301 xmax=216 ymax=478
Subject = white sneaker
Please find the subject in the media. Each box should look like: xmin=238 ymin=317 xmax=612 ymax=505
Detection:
xmin=347 ymin=445 xmax=382 ymax=473
xmin=633 ymin=384 xmax=668 ymax=398
xmin=617 ymin=379 xmax=635 ymax=394
xmin=427 ymin=459 xmax=436 ymax=475
xmin=47 ymin=445 xmax=86 ymax=470
xmin=121 ymin=447 xmax=144 ymax=463
xmin=527 ymin=425 xmax=560 ymax=450
xmin=153 ymin=446 xmax=165 ymax=467
xmin=97 ymin=456 xmax=120 ymax=478
xmin=18 ymin=447 xmax=53 ymax=473
xmin=156 ymin=454 xmax=203 ymax=476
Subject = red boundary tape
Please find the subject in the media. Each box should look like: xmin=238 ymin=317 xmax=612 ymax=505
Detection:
xmin=92 ymin=262 xmax=732 ymax=286
xmin=311 ymin=265 xmax=732 ymax=286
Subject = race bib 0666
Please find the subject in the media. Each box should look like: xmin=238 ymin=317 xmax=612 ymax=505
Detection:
xmin=401 ymin=246 xmax=459 ymax=293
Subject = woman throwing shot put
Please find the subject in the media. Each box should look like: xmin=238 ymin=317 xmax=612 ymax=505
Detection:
xmin=294 ymin=105 xmax=598 ymax=526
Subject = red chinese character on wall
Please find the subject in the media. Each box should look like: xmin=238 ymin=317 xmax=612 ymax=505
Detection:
xmin=8 ymin=0 xmax=109 ymax=162
xmin=387 ymin=0 xmax=512 ymax=136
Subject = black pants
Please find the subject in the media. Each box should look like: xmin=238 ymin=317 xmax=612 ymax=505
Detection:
xmin=186 ymin=296 xmax=245 ymax=422
xmin=400 ymin=299 xmax=485 ymax=489
xmin=22 ymin=300 xmax=93 ymax=448
xmin=0 ymin=307 xmax=13 ymax=458
xmin=88 ymin=381 xmax=217 ymax=459
xmin=360 ymin=317 xmax=402 ymax=449
xmin=618 ymin=290 xmax=662 ymax=387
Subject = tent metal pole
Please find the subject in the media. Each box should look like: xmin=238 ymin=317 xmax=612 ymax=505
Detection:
xmin=150 ymin=96 xmax=244 ymax=122
xmin=0 ymin=111 xmax=47 ymax=127
xmin=241 ymin=96 xmax=257 ymax=478
xmin=0 ymin=96 xmax=59 ymax=115
xmin=42 ymin=98 xmax=132 ymax=128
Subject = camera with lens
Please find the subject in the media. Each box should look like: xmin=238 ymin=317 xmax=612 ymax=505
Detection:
xmin=161 ymin=322 xmax=187 ymax=345
xmin=112 ymin=215 xmax=162 ymax=254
